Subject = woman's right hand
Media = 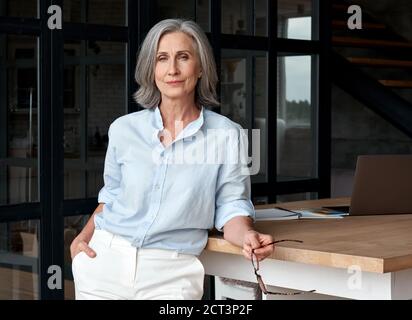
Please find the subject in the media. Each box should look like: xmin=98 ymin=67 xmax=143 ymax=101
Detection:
xmin=70 ymin=233 xmax=97 ymax=260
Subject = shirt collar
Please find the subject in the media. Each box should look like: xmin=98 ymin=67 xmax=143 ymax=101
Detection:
xmin=152 ymin=105 xmax=205 ymax=141
xmin=153 ymin=105 xmax=164 ymax=130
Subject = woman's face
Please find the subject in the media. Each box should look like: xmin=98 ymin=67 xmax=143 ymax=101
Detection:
xmin=155 ymin=32 xmax=202 ymax=102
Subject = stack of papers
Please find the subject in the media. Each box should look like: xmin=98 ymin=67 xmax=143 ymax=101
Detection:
xmin=255 ymin=208 xmax=301 ymax=221
xmin=255 ymin=207 xmax=348 ymax=221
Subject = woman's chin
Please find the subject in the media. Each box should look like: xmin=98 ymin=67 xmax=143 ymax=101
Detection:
xmin=161 ymin=91 xmax=192 ymax=100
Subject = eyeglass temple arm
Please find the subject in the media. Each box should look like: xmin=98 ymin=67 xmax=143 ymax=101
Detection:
xmin=270 ymin=239 xmax=303 ymax=245
xmin=251 ymin=239 xmax=304 ymax=254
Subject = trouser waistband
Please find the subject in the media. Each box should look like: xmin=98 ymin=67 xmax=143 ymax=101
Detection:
xmin=92 ymin=228 xmax=194 ymax=259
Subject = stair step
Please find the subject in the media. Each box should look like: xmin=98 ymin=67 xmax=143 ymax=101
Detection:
xmin=379 ymin=80 xmax=412 ymax=88
xmin=347 ymin=57 xmax=412 ymax=68
xmin=332 ymin=4 xmax=348 ymax=10
xmin=332 ymin=20 xmax=386 ymax=30
xmin=333 ymin=36 xmax=412 ymax=48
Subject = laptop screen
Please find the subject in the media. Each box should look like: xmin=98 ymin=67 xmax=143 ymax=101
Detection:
xmin=349 ymin=155 xmax=412 ymax=215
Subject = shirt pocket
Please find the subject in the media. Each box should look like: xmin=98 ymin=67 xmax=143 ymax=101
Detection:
xmin=115 ymin=147 xmax=155 ymax=208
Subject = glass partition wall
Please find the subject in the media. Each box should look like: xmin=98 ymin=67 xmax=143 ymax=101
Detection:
xmin=0 ymin=0 xmax=330 ymax=299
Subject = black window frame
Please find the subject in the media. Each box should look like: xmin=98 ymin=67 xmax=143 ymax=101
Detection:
xmin=0 ymin=0 xmax=331 ymax=299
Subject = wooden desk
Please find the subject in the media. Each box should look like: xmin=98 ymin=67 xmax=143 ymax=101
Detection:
xmin=200 ymin=197 xmax=412 ymax=300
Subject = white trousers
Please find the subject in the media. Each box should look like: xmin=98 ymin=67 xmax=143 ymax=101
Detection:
xmin=72 ymin=229 xmax=205 ymax=300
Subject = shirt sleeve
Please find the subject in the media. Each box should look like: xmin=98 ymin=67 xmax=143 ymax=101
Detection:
xmin=97 ymin=124 xmax=122 ymax=205
xmin=214 ymin=126 xmax=256 ymax=232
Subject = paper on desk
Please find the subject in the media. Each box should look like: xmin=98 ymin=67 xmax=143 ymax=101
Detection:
xmin=255 ymin=208 xmax=300 ymax=221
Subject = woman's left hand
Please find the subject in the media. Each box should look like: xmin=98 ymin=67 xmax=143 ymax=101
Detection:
xmin=242 ymin=230 xmax=274 ymax=262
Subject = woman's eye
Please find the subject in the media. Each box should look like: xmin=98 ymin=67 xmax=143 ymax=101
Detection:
xmin=179 ymin=55 xmax=189 ymax=60
xmin=157 ymin=56 xmax=167 ymax=61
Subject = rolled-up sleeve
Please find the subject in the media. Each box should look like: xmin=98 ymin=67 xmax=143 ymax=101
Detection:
xmin=214 ymin=126 xmax=256 ymax=232
xmin=97 ymin=124 xmax=122 ymax=205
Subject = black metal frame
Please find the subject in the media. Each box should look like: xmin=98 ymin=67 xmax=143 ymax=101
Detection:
xmin=228 ymin=0 xmax=331 ymax=202
xmin=38 ymin=0 xmax=55 ymax=299
xmin=267 ymin=0 xmax=277 ymax=203
xmin=318 ymin=0 xmax=332 ymax=198
xmin=0 ymin=0 xmax=332 ymax=300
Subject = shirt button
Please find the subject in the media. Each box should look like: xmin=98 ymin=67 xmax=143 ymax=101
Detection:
xmin=154 ymin=184 xmax=160 ymax=189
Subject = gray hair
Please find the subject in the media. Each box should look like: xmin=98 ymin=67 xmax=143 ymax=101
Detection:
xmin=133 ymin=19 xmax=220 ymax=109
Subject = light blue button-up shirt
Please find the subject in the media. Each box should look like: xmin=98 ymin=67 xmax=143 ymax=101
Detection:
xmin=94 ymin=105 xmax=255 ymax=255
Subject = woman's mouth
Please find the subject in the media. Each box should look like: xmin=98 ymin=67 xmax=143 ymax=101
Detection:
xmin=166 ymin=80 xmax=184 ymax=85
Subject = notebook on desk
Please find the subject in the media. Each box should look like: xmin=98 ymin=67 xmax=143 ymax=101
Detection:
xmin=343 ymin=155 xmax=412 ymax=216
xmin=255 ymin=207 xmax=348 ymax=221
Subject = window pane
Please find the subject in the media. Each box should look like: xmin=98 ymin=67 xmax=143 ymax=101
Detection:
xmin=154 ymin=0 xmax=210 ymax=32
xmin=253 ymin=196 xmax=269 ymax=205
xmin=222 ymin=0 xmax=267 ymax=36
xmin=277 ymin=55 xmax=317 ymax=181
xmin=63 ymin=40 xmax=126 ymax=200
xmin=221 ymin=50 xmax=268 ymax=182
xmin=0 ymin=35 xmax=39 ymax=205
xmin=0 ymin=220 xmax=40 ymax=299
xmin=0 ymin=0 xmax=38 ymax=18
xmin=63 ymin=0 xmax=126 ymax=26
xmin=63 ymin=0 xmax=81 ymax=23
xmin=196 ymin=0 xmax=210 ymax=32
xmin=63 ymin=214 xmax=89 ymax=300
xmin=255 ymin=0 xmax=267 ymax=36
xmin=276 ymin=192 xmax=318 ymax=203
xmin=278 ymin=0 xmax=315 ymax=40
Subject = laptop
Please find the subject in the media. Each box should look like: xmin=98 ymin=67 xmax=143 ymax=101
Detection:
xmin=329 ymin=155 xmax=412 ymax=216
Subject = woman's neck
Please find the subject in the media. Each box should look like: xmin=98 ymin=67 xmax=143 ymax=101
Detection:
xmin=159 ymin=97 xmax=200 ymax=129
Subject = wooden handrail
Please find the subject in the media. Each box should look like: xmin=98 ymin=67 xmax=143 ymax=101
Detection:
xmin=332 ymin=4 xmax=347 ymax=10
xmin=379 ymin=80 xmax=412 ymax=88
xmin=347 ymin=57 xmax=412 ymax=68
xmin=332 ymin=20 xmax=386 ymax=30
xmin=333 ymin=36 xmax=412 ymax=48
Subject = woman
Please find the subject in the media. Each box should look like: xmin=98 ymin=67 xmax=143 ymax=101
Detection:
xmin=70 ymin=19 xmax=274 ymax=300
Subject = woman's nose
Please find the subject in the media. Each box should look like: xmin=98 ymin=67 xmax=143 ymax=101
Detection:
xmin=167 ymin=59 xmax=179 ymax=75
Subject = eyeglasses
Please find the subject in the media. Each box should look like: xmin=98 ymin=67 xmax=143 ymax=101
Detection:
xmin=251 ymin=239 xmax=316 ymax=296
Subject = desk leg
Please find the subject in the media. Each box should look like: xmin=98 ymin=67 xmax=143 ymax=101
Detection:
xmin=391 ymin=268 xmax=412 ymax=299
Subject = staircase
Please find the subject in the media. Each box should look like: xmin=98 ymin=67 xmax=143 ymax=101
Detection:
xmin=331 ymin=0 xmax=412 ymax=138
